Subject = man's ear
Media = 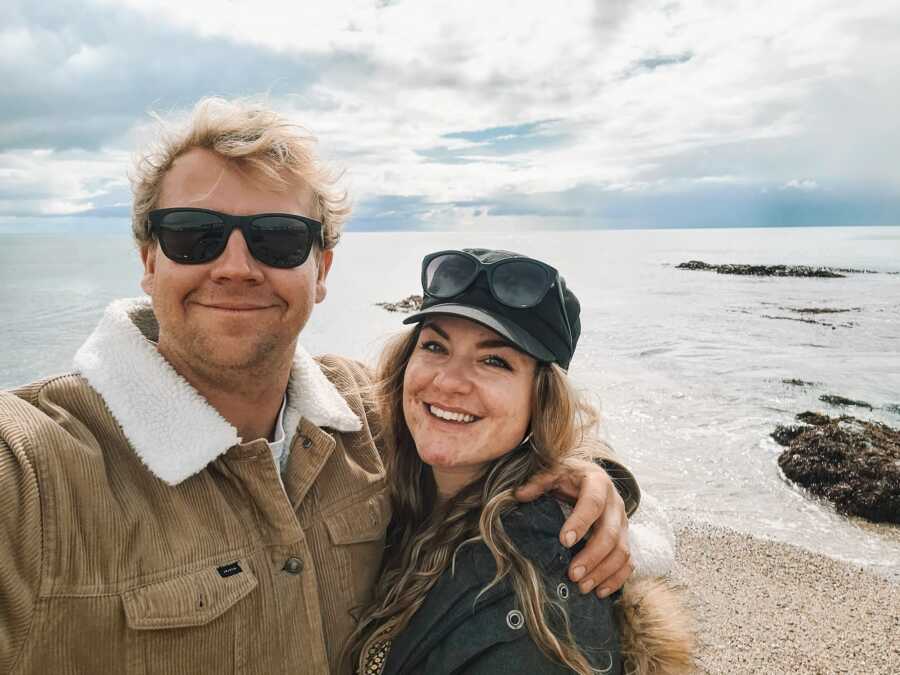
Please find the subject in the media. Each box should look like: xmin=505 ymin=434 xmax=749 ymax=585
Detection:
xmin=139 ymin=243 xmax=157 ymax=296
xmin=315 ymin=249 xmax=334 ymax=304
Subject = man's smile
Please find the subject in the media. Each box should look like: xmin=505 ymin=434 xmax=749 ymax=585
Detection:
xmin=197 ymin=302 xmax=275 ymax=312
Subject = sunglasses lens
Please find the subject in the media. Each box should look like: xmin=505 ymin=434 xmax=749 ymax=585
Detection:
xmin=155 ymin=211 xmax=226 ymax=263
xmin=492 ymin=260 xmax=551 ymax=307
xmin=424 ymin=253 xmax=478 ymax=298
xmin=248 ymin=216 xmax=315 ymax=268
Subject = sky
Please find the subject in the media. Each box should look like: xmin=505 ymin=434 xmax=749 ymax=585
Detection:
xmin=2 ymin=0 xmax=900 ymax=233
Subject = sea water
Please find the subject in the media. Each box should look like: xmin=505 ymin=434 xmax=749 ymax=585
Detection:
xmin=2 ymin=226 xmax=899 ymax=579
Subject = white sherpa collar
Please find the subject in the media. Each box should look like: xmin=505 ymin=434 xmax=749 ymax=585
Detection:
xmin=73 ymin=297 xmax=361 ymax=486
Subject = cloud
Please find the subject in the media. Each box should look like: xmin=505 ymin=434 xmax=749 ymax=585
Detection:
xmin=2 ymin=0 xmax=900 ymax=231
xmin=0 ymin=0 xmax=351 ymax=152
xmin=348 ymin=194 xmax=437 ymax=231
xmin=782 ymin=179 xmax=819 ymax=191
xmin=630 ymin=51 xmax=694 ymax=74
xmin=442 ymin=120 xmax=561 ymax=143
xmin=338 ymin=179 xmax=900 ymax=232
xmin=0 ymin=147 xmax=130 ymax=217
xmin=416 ymin=119 xmax=569 ymax=164
xmin=414 ymin=147 xmax=487 ymax=165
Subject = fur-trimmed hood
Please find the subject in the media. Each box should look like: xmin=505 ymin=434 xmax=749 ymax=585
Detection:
xmin=618 ymin=577 xmax=695 ymax=674
xmin=73 ymin=297 xmax=361 ymax=485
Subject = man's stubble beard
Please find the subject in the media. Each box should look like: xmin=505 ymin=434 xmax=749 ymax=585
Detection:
xmin=162 ymin=323 xmax=294 ymax=396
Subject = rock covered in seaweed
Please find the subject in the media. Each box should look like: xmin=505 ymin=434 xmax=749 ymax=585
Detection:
xmin=818 ymin=394 xmax=873 ymax=410
xmin=375 ymin=295 xmax=423 ymax=313
xmin=772 ymin=412 xmax=900 ymax=524
xmin=676 ymin=261 xmax=876 ymax=277
xmin=781 ymin=378 xmax=818 ymax=387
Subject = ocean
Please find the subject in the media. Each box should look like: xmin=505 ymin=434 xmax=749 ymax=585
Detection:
xmin=2 ymin=226 xmax=899 ymax=579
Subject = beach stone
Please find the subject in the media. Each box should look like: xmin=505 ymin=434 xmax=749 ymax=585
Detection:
xmin=675 ymin=261 xmax=875 ymax=277
xmin=775 ymin=412 xmax=900 ymax=523
xmin=375 ymin=295 xmax=423 ymax=313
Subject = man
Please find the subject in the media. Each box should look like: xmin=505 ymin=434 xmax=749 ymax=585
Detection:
xmin=0 ymin=98 xmax=637 ymax=674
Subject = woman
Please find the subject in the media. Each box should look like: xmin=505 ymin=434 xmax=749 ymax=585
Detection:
xmin=345 ymin=248 xmax=692 ymax=674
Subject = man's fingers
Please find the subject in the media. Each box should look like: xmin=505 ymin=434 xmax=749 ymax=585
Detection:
xmin=514 ymin=470 xmax=561 ymax=502
xmin=544 ymin=457 xmax=593 ymax=501
xmin=573 ymin=540 xmax=631 ymax=595
xmin=595 ymin=558 xmax=635 ymax=599
xmin=558 ymin=472 xmax=608 ymax=548
xmin=567 ymin=520 xmax=619 ymax=582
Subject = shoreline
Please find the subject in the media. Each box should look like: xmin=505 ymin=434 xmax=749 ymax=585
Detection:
xmin=672 ymin=523 xmax=899 ymax=674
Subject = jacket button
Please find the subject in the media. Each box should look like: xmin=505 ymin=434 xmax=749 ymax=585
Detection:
xmin=301 ymin=437 xmax=313 ymax=449
xmin=506 ymin=609 xmax=525 ymax=630
xmin=282 ymin=557 xmax=304 ymax=574
xmin=557 ymin=582 xmax=570 ymax=600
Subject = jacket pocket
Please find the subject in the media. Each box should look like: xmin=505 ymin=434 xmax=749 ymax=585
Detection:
xmin=324 ymin=488 xmax=390 ymax=545
xmin=322 ymin=488 xmax=391 ymax=607
xmin=122 ymin=560 xmax=258 ymax=674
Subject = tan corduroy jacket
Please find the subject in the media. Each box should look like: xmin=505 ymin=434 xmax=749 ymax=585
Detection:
xmin=0 ymin=299 xmax=390 ymax=674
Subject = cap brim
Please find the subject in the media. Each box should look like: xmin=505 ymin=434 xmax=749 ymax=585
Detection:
xmin=403 ymin=304 xmax=556 ymax=363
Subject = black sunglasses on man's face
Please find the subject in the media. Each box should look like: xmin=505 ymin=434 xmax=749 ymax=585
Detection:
xmin=148 ymin=208 xmax=323 ymax=269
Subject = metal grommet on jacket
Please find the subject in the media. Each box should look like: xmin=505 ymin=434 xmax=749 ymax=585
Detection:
xmin=505 ymin=609 xmax=525 ymax=630
xmin=556 ymin=582 xmax=570 ymax=600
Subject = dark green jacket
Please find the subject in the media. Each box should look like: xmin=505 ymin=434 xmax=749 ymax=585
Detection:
xmin=382 ymin=497 xmax=621 ymax=674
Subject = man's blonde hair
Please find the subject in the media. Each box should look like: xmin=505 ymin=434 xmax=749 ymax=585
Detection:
xmin=131 ymin=97 xmax=350 ymax=250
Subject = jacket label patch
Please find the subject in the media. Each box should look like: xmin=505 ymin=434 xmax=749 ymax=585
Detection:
xmin=217 ymin=562 xmax=242 ymax=578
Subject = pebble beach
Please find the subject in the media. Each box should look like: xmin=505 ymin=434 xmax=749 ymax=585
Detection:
xmin=673 ymin=523 xmax=900 ymax=674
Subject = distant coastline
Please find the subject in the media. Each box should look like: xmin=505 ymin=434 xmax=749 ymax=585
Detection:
xmin=2 ymin=222 xmax=900 ymax=236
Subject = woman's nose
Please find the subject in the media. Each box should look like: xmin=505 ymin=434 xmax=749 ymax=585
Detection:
xmin=432 ymin=360 xmax=473 ymax=394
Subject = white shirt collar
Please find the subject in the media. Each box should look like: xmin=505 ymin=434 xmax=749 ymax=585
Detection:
xmin=268 ymin=395 xmax=288 ymax=468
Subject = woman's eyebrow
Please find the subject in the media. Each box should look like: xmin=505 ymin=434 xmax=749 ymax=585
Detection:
xmin=422 ymin=321 xmax=517 ymax=351
xmin=422 ymin=322 xmax=449 ymax=339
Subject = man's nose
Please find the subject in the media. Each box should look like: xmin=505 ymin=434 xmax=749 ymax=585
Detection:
xmin=210 ymin=229 xmax=265 ymax=283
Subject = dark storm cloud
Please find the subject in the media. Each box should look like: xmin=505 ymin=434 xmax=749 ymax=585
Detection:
xmin=0 ymin=0 xmax=372 ymax=151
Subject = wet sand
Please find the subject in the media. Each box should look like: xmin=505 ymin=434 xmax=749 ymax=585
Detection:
xmin=673 ymin=523 xmax=899 ymax=674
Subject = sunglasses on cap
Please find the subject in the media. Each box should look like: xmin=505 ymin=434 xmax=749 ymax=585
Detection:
xmin=421 ymin=249 xmax=574 ymax=350
xmin=148 ymin=208 xmax=323 ymax=269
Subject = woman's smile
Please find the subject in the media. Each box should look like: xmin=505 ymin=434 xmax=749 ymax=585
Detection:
xmin=424 ymin=402 xmax=480 ymax=424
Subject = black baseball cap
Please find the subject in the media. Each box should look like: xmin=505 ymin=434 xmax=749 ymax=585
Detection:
xmin=402 ymin=248 xmax=581 ymax=370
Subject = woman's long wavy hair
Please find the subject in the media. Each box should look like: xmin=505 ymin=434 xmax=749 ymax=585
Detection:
xmin=342 ymin=325 xmax=614 ymax=674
